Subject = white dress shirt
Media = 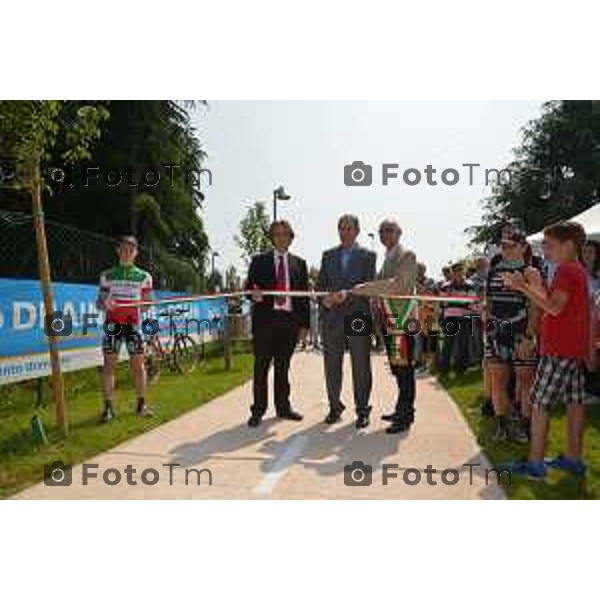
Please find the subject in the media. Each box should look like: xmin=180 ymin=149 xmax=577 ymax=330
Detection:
xmin=273 ymin=250 xmax=292 ymax=312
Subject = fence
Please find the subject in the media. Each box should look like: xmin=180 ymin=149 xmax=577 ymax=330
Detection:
xmin=0 ymin=209 xmax=161 ymax=286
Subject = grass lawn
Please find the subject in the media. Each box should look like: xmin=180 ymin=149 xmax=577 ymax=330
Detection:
xmin=439 ymin=368 xmax=600 ymax=499
xmin=0 ymin=342 xmax=253 ymax=498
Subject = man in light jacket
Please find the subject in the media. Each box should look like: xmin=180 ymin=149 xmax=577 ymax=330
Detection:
xmin=353 ymin=219 xmax=418 ymax=434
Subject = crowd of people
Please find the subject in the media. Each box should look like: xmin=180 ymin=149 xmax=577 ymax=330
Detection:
xmin=95 ymin=214 xmax=600 ymax=482
xmin=245 ymin=214 xmax=600 ymax=480
xmin=395 ymin=218 xmax=600 ymax=479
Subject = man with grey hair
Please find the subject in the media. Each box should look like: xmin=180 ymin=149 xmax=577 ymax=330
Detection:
xmin=318 ymin=214 xmax=377 ymax=428
xmin=353 ymin=218 xmax=418 ymax=434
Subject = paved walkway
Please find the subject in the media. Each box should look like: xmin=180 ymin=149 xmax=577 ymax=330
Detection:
xmin=15 ymin=352 xmax=504 ymax=499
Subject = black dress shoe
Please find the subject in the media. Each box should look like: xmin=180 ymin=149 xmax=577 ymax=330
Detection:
xmin=325 ymin=403 xmax=345 ymax=424
xmin=277 ymin=410 xmax=304 ymax=421
xmin=355 ymin=414 xmax=370 ymax=429
xmin=247 ymin=415 xmax=262 ymax=428
xmin=325 ymin=411 xmax=342 ymax=424
xmin=381 ymin=412 xmax=398 ymax=422
xmin=386 ymin=421 xmax=410 ymax=434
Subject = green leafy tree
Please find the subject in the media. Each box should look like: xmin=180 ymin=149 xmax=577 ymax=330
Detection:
xmin=468 ymin=101 xmax=600 ymax=246
xmin=0 ymin=101 xmax=108 ymax=195
xmin=234 ymin=201 xmax=271 ymax=264
xmin=51 ymin=101 xmax=210 ymax=290
xmin=2 ymin=101 xmax=211 ymax=291
xmin=0 ymin=100 xmax=108 ymax=435
xmin=224 ymin=264 xmax=241 ymax=291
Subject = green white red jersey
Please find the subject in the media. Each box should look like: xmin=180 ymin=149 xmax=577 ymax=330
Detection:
xmin=97 ymin=264 xmax=153 ymax=325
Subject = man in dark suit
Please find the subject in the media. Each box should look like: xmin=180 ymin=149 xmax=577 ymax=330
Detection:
xmin=245 ymin=220 xmax=310 ymax=427
xmin=318 ymin=214 xmax=377 ymax=428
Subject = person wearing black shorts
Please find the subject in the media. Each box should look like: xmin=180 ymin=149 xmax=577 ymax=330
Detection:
xmin=484 ymin=232 xmax=540 ymax=443
xmin=96 ymin=236 xmax=154 ymax=422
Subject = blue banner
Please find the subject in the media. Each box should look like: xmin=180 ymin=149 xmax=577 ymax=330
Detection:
xmin=0 ymin=278 xmax=227 ymax=383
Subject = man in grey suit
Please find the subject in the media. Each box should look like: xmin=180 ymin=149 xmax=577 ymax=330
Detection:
xmin=318 ymin=214 xmax=377 ymax=428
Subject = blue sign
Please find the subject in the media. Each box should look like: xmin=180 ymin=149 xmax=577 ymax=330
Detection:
xmin=0 ymin=278 xmax=227 ymax=383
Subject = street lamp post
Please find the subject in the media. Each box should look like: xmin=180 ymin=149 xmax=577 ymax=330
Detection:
xmin=272 ymin=185 xmax=291 ymax=221
xmin=211 ymin=250 xmax=219 ymax=278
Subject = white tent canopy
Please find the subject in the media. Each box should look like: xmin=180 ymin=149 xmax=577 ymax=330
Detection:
xmin=527 ymin=202 xmax=600 ymax=244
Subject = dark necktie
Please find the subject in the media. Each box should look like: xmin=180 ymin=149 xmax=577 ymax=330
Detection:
xmin=275 ymin=255 xmax=286 ymax=306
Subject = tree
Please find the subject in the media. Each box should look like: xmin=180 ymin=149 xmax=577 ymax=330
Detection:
xmin=468 ymin=101 xmax=600 ymax=246
xmin=234 ymin=200 xmax=271 ymax=264
xmin=224 ymin=265 xmax=241 ymax=291
xmin=308 ymin=266 xmax=320 ymax=288
xmin=206 ymin=269 xmax=224 ymax=292
xmin=2 ymin=101 xmax=211 ymax=292
xmin=0 ymin=100 xmax=108 ymax=436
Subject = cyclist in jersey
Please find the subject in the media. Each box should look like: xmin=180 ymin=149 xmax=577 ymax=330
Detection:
xmin=484 ymin=232 xmax=540 ymax=443
xmin=96 ymin=235 xmax=153 ymax=422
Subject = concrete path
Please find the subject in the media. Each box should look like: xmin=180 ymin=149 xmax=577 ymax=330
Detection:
xmin=15 ymin=352 xmax=504 ymax=499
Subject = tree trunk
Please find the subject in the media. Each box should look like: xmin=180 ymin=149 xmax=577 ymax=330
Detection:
xmin=32 ymin=166 xmax=67 ymax=435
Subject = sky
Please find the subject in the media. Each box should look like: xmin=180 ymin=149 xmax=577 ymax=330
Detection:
xmin=192 ymin=101 xmax=542 ymax=278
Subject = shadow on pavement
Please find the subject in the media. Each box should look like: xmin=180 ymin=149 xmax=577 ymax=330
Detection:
xmin=168 ymin=417 xmax=407 ymax=479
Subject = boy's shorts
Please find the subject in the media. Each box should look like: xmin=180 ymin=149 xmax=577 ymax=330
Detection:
xmin=102 ymin=326 xmax=145 ymax=356
xmin=531 ymin=355 xmax=585 ymax=406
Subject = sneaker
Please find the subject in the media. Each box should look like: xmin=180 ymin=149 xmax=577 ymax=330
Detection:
xmin=545 ymin=455 xmax=587 ymax=477
xmin=100 ymin=405 xmax=115 ymax=423
xmin=136 ymin=402 xmax=154 ymax=418
xmin=503 ymin=459 xmax=546 ymax=481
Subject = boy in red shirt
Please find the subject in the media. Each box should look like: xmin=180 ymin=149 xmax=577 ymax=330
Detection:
xmin=503 ymin=221 xmax=591 ymax=480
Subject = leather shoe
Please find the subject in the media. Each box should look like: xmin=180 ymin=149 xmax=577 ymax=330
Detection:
xmin=381 ymin=412 xmax=398 ymax=422
xmin=277 ymin=410 xmax=304 ymax=421
xmin=386 ymin=421 xmax=410 ymax=434
xmin=355 ymin=414 xmax=370 ymax=429
xmin=247 ymin=414 xmax=262 ymax=428
xmin=325 ymin=403 xmax=345 ymax=424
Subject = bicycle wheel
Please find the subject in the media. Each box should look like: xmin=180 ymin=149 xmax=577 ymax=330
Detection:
xmin=173 ymin=335 xmax=200 ymax=374
xmin=144 ymin=339 xmax=162 ymax=385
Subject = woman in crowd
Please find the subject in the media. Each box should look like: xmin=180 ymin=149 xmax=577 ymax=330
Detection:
xmin=582 ymin=239 xmax=600 ymax=298
xmin=581 ymin=240 xmax=600 ymax=402
xmin=483 ymin=232 xmax=540 ymax=443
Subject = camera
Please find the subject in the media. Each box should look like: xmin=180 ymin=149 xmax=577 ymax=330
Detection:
xmin=44 ymin=311 xmax=73 ymax=337
xmin=344 ymin=311 xmax=373 ymax=337
xmin=344 ymin=161 xmax=372 ymax=186
xmin=43 ymin=461 xmax=73 ymax=486
xmin=344 ymin=461 xmax=373 ymax=486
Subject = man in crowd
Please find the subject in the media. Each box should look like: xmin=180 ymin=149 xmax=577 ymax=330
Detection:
xmin=318 ymin=214 xmax=376 ymax=428
xmin=246 ymin=220 xmax=310 ymax=427
xmin=96 ymin=235 xmax=153 ymax=422
xmin=438 ymin=262 xmax=477 ymax=374
xmin=353 ymin=219 xmax=418 ymax=434
xmin=467 ymin=256 xmax=489 ymax=363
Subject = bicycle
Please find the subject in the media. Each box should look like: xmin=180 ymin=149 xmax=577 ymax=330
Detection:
xmin=144 ymin=308 xmax=204 ymax=384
